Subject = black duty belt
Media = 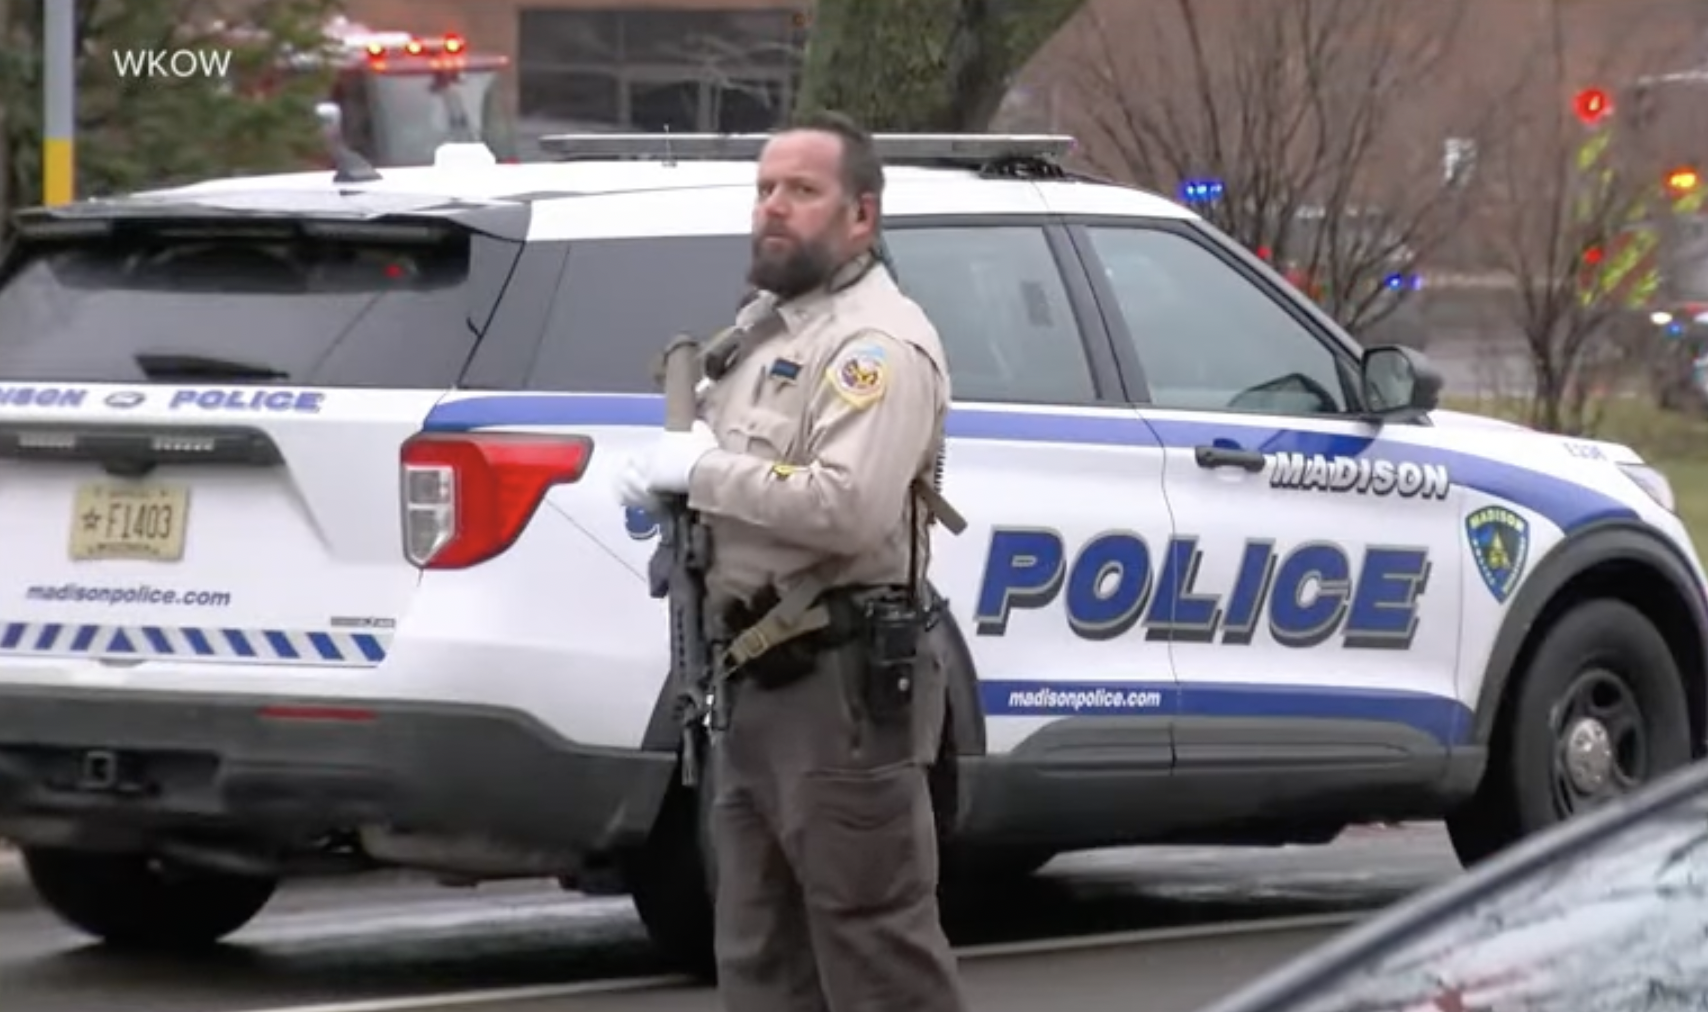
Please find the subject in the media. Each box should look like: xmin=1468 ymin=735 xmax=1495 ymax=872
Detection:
xmin=719 ymin=584 xmax=903 ymax=689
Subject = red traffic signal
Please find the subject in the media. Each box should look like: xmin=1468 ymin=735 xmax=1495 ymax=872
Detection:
xmin=1574 ymin=87 xmax=1613 ymax=125
xmin=1667 ymin=167 xmax=1701 ymax=194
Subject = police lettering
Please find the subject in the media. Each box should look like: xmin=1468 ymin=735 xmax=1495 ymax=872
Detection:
xmin=167 ymin=389 xmax=324 ymax=413
xmin=1267 ymin=453 xmax=1450 ymax=499
xmin=973 ymin=529 xmax=1431 ymax=650
xmin=0 ymin=386 xmax=87 ymax=408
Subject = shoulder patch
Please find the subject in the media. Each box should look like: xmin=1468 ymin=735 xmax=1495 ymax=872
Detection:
xmin=825 ymin=341 xmax=889 ymax=409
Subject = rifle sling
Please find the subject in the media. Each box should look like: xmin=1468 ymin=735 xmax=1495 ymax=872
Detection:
xmin=722 ymin=477 xmax=965 ymax=668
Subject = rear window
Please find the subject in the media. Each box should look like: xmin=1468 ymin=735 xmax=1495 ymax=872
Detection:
xmin=526 ymin=234 xmax=752 ymax=392
xmin=0 ymin=226 xmax=495 ymax=389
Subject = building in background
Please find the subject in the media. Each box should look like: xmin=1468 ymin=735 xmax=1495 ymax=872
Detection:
xmin=343 ymin=0 xmax=806 ymax=149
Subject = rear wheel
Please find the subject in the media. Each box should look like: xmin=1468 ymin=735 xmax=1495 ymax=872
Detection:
xmin=1447 ymin=599 xmax=1693 ymax=866
xmin=943 ymin=845 xmax=1055 ymax=885
xmin=626 ymin=739 xmax=719 ymax=982
xmin=24 ymin=847 xmax=277 ymax=949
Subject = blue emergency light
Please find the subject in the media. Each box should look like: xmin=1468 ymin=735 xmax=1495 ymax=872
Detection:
xmin=1178 ymin=178 xmax=1224 ymax=203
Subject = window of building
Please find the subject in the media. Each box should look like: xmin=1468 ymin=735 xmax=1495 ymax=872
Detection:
xmin=516 ymin=8 xmax=802 ymax=133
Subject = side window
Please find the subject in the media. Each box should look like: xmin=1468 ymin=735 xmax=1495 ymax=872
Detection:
xmin=1083 ymin=226 xmax=1352 ymax=416
xmin=528 ymin=234 xmax=751 ymax=392
xmin=884 ymin=225 xmax=1099 ymax=405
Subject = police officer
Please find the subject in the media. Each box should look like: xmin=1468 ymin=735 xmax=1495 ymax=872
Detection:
xmin=615 ymin=111 xmax=968 ymax=1012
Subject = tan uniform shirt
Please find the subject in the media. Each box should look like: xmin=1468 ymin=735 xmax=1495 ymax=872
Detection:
xmin=687 ymin=255 xmax=950 ymax=609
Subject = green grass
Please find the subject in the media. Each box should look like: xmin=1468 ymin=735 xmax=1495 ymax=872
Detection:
xmin=1443 ymin=395 xmax=1708 ymax=546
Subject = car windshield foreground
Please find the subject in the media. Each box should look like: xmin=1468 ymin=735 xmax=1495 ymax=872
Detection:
xmin=1204 ymin=757 xmax=1708 ymax=1012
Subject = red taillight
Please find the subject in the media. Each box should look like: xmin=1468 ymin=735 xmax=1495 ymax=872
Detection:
xmin=399 ymin=433 xmax=593 ymax=570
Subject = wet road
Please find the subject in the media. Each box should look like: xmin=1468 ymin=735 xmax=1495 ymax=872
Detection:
xmin=0 ymin=824 xmax=1461 ymax=1012
xmin=358 ymin=919 xmax=1353 ymax=1012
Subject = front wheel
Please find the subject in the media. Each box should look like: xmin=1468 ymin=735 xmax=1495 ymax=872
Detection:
xmin=24 ymin=847 xmax=277 ymax=949
xmin=1447 ymin=599 xmax=1693 ymax=866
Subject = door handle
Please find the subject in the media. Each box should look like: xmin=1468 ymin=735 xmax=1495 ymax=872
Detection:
xmin=1194 ymin=445 xmax=1267 ymax=473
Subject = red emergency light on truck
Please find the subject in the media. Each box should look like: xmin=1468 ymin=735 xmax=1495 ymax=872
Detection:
xmin=316 ymin=21 xmax=520 ymax=167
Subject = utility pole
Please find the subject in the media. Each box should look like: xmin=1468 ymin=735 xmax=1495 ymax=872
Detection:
xmin=42 ymin=0 xmax=73 ymax=205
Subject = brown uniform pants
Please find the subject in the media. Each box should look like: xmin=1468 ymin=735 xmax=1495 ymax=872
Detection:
xmin=709 ymin=632 xmax=967 ymax=1012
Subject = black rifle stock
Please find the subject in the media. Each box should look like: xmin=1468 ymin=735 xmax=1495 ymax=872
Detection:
xmin=651 ymin=335 xmax=712 ymax=788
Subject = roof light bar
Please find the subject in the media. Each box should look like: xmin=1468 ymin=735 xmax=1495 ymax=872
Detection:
xmin=537 ymin=132 xmax=1077 ymax=167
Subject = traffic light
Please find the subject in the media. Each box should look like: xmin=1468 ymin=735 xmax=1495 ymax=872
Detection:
xmin=1574 ymin=87 xmax=1613 ymax=126
xmin=1666 ymin=167 xmax=1700 ymax=194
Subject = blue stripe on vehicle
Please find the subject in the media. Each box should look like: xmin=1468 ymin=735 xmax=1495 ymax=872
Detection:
xmin=980 ymin=680 xmax=1469 ymax=746
xmin=224 ymin=629 xmax=255 ymax=657
xmin=352 ymin=634 xmax=387 ymax=662
xmin=307 ymin=632 xmax=341 ymax=661
xmin=143 ymin=627 xmax=172 ymax=654
xmin=184 ymin=628 xmax=214 ymax=656
xmin=0 ymin=623 xmax=392 ymax=667
xmin=420 ymin=393 xmax=1635 ymax=533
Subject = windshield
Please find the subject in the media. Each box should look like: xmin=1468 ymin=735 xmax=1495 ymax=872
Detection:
xmin=367 ymin=70 xmax=514 ymax=166
xmin=1280 ymin=771 xmax=1708 ymax=1012
xmin=0 ymin=227 xmax=495 ymax=389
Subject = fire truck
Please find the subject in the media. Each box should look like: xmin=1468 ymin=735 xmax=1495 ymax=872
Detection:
xmin=311 ymin=18 xmax=519 ymax=167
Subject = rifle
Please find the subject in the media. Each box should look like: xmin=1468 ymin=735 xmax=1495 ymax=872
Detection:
xmin=650 ymin=334 xmax=715 ymax=788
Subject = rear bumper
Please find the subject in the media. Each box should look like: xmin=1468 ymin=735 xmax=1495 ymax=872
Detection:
xmin=0 ymin=686 xmax=675 ymax=867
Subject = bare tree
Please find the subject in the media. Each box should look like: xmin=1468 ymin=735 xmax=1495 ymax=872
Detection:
xmin=1041 ymin=0 xmax=1528 ymax=339
xmin=653 ymin=28 xmax=803 ymax=132
xmin=1479 ymin=1 xmax=1694 ymax=434
xmin=794 ymin=0 xmax=1089 ymax=131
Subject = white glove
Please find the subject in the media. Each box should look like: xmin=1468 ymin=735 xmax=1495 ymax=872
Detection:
xmin=614 ymin=454 xmax=661 ymax=513
xmin=613 ymin=422 xmax=718 ymax=508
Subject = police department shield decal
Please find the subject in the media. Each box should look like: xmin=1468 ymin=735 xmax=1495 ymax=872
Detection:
xmin=1465 ymin=506 xmax=1530 ymax=603
xmin=624 ymin=505 xmax=660 ymax=541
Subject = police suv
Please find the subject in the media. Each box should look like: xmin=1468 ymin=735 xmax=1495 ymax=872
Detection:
xmin=0 ymin=134 xmax=1701 ymax=969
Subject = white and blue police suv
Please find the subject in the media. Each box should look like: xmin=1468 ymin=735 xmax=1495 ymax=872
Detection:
xmin=0 ymin=134 xmax=1701 ymax=968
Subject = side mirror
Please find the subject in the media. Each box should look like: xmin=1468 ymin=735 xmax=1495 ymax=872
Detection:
xmin=1361 ymin=344 xmax=1442 ymax=423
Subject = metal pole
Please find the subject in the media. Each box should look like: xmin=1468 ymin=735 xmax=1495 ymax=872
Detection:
xmin=42 ymin=0 xmax=74 ymax=205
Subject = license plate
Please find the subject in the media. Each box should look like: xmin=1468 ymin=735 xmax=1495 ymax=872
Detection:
xmin=69 ymin=483 xmax=190 ymax=562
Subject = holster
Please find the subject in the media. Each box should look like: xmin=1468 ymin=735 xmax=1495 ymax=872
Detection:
xmin=723 ymin=585 xmax=930 ymax=727
xmin=722 ymin=586 xmax=861 ymax=690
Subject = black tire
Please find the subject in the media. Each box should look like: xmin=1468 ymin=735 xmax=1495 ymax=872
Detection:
xmin=24 ymin=847 xmax=277 ymax=949
xmin=626 ymin=736 xmax=719 ymax=983
xmin=944 ymin=845 xmax=1055 ymax=885
xmin=1447 ymin=599 xmax=1693 ymax=867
